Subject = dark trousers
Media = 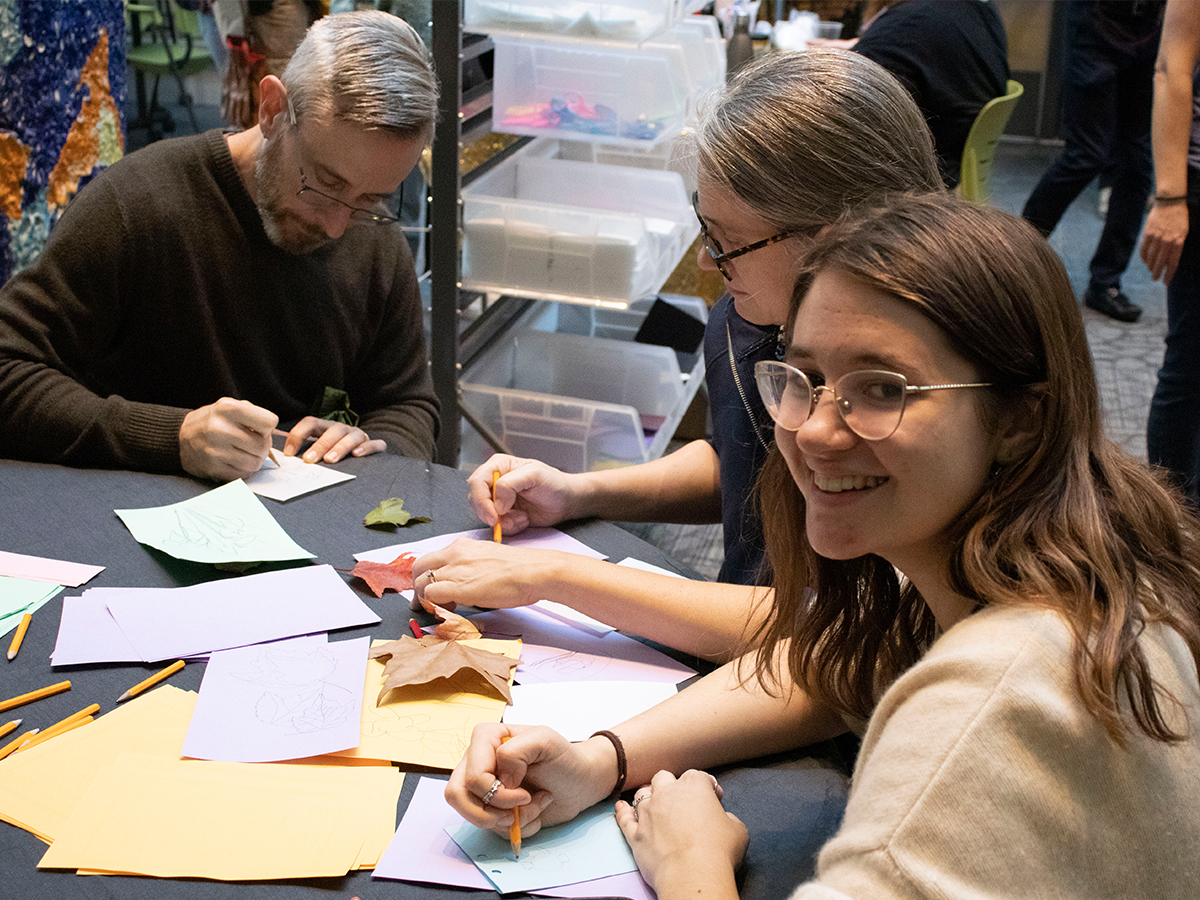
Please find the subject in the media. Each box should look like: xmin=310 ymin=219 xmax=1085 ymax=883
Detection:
xmin=1148 ymin=190 xmax=1200 ymax=505
xmin=1022 ymin=1 xmax=1160 ymax=294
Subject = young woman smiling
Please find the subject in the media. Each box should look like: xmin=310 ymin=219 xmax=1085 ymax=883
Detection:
xmin=445 ymin=193 xmax=1200 ymax=900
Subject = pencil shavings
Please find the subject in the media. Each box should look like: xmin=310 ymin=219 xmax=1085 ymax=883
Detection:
xmin=349 ymin=553 xmax=416 ymax=597
xmin=369 ymin=635 xmax=516 ymax=704
xmin=363 ymin=497 xmax=432 ymax=529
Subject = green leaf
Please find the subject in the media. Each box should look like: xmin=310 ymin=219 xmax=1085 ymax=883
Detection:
xmin=364 ymin=497 xmax=433 ymax=529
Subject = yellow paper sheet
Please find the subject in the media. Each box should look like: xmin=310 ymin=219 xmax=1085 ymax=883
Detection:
xmin=333 ymin=637 xmax=521 ymax=769
xmin=0 ymin=685 xmax=197 ymax=843
xmin=39 ymin=752 xmax=403 ymax=880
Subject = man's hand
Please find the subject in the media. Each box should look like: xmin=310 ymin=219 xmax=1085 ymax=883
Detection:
xmin=282 ymin=416 xmax=386 ymax=464
xmin=180 ymin=398 xmax=278 ymax=482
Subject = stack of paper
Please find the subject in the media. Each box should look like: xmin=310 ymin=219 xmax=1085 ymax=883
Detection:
xmin=51 ymin=564 xmax=380 ymax=664
xmin=39 ymin=753 xmax=402 ymax=878
xmin=375 ymin=776 xmax=652 ymax=899
xmin=333 ymin=637 xmax=522 ymax=768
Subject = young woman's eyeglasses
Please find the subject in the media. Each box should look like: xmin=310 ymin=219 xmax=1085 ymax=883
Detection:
xmin=754 ymin=360 xmax=994 ymax=441
xmin=286 ymin=96 xmax=422 ymax=228
xmin=691 ymin=191 xmax=803 ymax=280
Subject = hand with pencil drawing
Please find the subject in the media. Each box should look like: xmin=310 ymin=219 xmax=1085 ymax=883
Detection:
xmin=467 ymin=455 xmax=584 ymax=536
xmin=279 ymin=416 xmax=386 ymax=465
xmin=446 ymin=722 xmax=618 ymax=839
xmin=180 ymin=397 xmax=278 ymax=482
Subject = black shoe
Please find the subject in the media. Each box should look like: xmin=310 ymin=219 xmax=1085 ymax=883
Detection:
xmin=1084 ymin=286 xmax=1142 ymax=323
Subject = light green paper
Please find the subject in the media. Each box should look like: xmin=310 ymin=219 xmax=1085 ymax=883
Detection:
xmin=449 ymin=800 xmax=638 ymax=894
xmin=115 ymin=480 xmax=316 ymax=564
xmin=0 ymin=576 xmax=63 ymax=639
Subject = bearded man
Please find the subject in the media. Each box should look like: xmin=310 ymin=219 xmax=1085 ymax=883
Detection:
xmin=0 ymin=11 xmax=439 ymax=480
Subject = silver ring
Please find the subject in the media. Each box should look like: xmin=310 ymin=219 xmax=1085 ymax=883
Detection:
xmin=481 ymin=778 xmax=502 ymax=806
xmin=427 ymin=569 xmax=437 ymax=584
xmin=631 ymin=788 xmax=651 ymax=809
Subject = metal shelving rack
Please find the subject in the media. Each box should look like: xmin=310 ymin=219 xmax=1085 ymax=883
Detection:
xmin=428 ymin=0 xmax=535 ymax=465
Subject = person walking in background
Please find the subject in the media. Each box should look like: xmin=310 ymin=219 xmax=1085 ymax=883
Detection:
xmin=848 ymin=0 xmax=1009 ymax=189
xmin=1142 ymin=0 xmax=1200 ymax=504
xmin=1021 ymin=0 xmax=1164 ymax=323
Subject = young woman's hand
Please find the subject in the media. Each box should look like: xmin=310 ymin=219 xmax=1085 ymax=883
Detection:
xmin=615 ymin=769 xmax=747 ymax=900
xmin=445 ymin=723 xmax=621 ymax=839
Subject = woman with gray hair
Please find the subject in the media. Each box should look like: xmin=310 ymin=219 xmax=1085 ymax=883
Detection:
xmin=412 ymin=49 xmax=943 ymax=662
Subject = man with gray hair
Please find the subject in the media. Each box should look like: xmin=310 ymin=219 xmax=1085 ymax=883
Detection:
xmin=0 ymin=11 xmax=439 ymax=480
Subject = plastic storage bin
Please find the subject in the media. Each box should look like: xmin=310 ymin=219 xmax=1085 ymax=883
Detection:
xmin=465 ymin=0 xmax=684 ymax=43
xmin=490 ymin=31 xmax=692 ymax=146
xmin=459 ymin=298 xmax=706 ymax=473
xmin=461 ymin=148 xmax=698 ymax=307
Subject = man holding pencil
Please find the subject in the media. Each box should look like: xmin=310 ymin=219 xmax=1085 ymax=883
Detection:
xmin=0 ymin=11 xmax=439 ymax=481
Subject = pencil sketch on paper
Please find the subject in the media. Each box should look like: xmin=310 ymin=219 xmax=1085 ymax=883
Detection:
xmin=230 ymin=644 xmax=354 ymax=734
xmin=165 ymin=507 xmax=261 ymax=554
xmin=362 ymin=670 xmax=505 ymax=764
xmin=522 ymin=648 xmax=612 ymax=680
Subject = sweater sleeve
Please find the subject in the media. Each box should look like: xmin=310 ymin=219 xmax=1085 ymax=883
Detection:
xmin=0 ymin=175 xmax=190 ymax=472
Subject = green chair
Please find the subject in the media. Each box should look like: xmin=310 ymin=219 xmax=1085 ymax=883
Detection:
xmin=125 ymin=0 xmax=214 ymax=138
xmin=959 ymin=79 xmax=1024 ymax=204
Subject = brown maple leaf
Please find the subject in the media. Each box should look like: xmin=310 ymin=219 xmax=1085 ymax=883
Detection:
xmin=369 ymin=635 xmax=517 ymax=704
xmin=349 ymin=553 xmax=416 ymax=597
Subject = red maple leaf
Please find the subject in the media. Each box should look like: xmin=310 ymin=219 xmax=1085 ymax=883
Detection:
xmin=349 ymin=553 xmax=416 ymax=597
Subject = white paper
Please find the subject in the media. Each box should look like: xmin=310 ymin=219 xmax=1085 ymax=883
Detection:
xmin=102 ymin=564 xmax=380 ymax=661
xmin=469 ymin=606 xmax=695 ymax=685
xmin=503 ymin=681 xmax=678 ymax=742
xmin=244 ymin=454 xmax=356 ymax=502
xmin=182 ymin=635 xmax=369 ymax=762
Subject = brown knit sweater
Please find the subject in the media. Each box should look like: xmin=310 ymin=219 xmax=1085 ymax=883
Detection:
xmin=0 ymin=129 xmax=438 ymax=471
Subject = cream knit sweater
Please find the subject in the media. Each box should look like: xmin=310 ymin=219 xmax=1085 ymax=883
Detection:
xmin=793 ymin=605 xmax=1200 ymax=899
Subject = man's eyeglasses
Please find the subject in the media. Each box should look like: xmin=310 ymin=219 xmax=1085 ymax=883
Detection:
xmin=754 ymin=360 xmax=994 ymax=441
xmin=691 ymin=191 xmax=803 ymax=280
xmin=287 ymin=96 xmax=424 ymax=229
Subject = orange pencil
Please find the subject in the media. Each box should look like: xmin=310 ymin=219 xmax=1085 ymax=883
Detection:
xmin=492 ymin=471 xmax=502 ymax=543
xmin=0 ymin=719 xmax=21 ymax=741
xmin=0 ymin=679 xmax=70 ymax=714
xmin=501 ymin=735 xmax=522 ymax=858
xmin=17 ymin=715 xmax=93 ymax=751
xmin=7 ymin=612 xmax=32 ymax=661
xmin=0 ymin=728 xmax=39 ymax=761
xmin=117 ymin=660 xmax=185 ymax=703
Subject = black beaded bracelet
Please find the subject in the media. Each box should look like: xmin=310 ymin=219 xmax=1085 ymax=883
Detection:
xmin=1155 ymin=194 xmax=1189 ymax=204
xmin=591 ymin=730 xmax=627 ymax=796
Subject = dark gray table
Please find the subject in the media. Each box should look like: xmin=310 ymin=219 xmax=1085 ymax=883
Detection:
xmin=0 ymin=454 xmax=846 ymax=900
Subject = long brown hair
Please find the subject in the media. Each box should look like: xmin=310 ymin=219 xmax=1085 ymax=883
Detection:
xmin=750 ymin=194 xmax=1200 ymax=743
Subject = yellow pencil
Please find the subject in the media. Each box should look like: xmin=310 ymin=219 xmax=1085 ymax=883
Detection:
xmin=117 ymin=659 xmax=184 ymax=703
xmin=17 ymin=715 xmax=93 ymax=751
xmin=0 ymin=728 xmax=39 ymax=761
xmin=27 ymin=702 xmax=99 ymax=741
xmin=7 ymin=612 xmax=32 ymax=661
xmin=0 ymin=679 xmax=70 ymax=714
xmin=0 ymin=719 xmax=21 ymax=741
xmin=492 ymin=470 xmax=503 ymax=543
xmin=501 ymin=735 xmax=522 ymax=858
